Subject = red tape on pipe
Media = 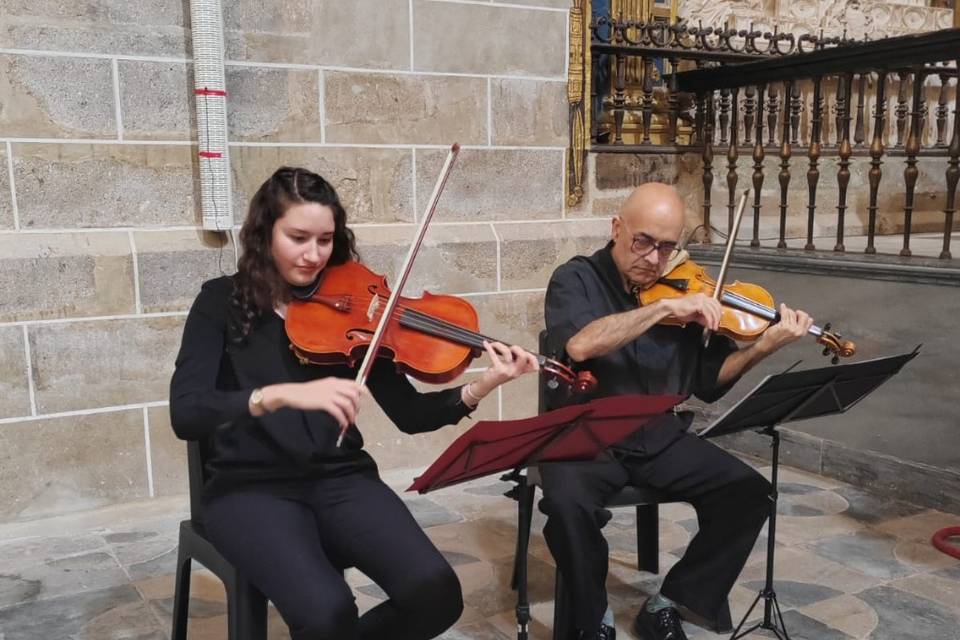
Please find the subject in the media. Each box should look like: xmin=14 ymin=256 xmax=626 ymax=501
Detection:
xmin=932 ymin=526 xmax=960 ymax=560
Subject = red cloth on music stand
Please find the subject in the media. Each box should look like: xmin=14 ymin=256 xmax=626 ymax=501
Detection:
xmin=407 ymin=394 xmax=682 ymax=494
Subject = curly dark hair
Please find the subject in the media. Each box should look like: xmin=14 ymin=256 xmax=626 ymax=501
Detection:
xmin=231 ymin=167 xmax=358 ymax=341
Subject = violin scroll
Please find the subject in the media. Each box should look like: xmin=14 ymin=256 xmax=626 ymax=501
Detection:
xmin=541 ymin=359 xmax=598 ymax=396
xmin=818 ymin=323 xmax=856 ymax=365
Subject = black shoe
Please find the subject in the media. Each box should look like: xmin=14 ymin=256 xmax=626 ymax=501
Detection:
xmin=578 ymin=623 xmax=616 ymax=640
xmin=633 ymin=604 xmax=688 ymax=640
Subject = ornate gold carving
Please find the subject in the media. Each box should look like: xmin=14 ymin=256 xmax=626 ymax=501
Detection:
xmin=567 ymin=0 xmax=589 ymax=206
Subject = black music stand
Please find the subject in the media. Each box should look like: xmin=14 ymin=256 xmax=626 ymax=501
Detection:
xmin=699 ymin=348 xmax=919 ymax=640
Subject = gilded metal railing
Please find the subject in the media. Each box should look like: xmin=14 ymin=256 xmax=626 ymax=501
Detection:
xmin=564 ymin=7 xmax=960 ymax=260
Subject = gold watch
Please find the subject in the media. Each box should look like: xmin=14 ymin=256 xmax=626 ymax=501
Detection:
xmin=250 ymin=388 xmax=265 ymax=413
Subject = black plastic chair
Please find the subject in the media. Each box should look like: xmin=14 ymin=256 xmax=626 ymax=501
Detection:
xmin=507 ymin=330 xmax=679 ymax=640
xmin=170 ymin=439 xmax=268 ymax=640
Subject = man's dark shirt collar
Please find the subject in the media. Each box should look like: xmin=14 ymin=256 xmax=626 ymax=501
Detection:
xmin=587 ymin=241 xmax=639 ymax=310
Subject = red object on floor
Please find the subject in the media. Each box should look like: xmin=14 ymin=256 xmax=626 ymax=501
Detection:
xmin=932 ymin=526 xmax=960 ymax=560
xmin=408 ymin=393 xmax=682 ymax=494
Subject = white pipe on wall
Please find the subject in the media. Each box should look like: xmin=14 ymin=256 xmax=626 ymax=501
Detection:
xmin=190 ymin=0 xmax=232 ymax=231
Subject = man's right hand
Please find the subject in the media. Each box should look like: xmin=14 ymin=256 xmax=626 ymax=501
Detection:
xmin=658 ymin=293 xmax=723 ymax=331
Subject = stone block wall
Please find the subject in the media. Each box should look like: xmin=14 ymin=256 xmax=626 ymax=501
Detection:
xmin=0 ymin=0 xmax=612 ymax=523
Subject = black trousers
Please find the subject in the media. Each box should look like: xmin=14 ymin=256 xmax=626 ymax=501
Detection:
xmin=538 ymin=431 xmax=771 ymax=634
xmin=202 ymin=470 xmax=463 ymax=640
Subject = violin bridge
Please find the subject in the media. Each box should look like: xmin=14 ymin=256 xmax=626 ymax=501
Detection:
xmin=367 ymin=294 xmax=381 ymax=322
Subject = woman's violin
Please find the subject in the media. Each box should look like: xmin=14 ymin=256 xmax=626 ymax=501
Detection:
xmin=638 ymin=259 xmax=856 ymax=363
xmin=285 ymin=259 xmax=597 ymax=395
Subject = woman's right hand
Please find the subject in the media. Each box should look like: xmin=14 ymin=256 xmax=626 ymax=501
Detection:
xmin=260 ymin=378 xmax=366 ymax=429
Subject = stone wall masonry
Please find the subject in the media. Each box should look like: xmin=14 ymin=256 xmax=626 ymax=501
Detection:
xmin=13 ymin=143 xmax=199 ymax=229
xmin=0 ymin=409 xmax=150 ymax=521
xmin=0 ymin=326 xmax=30 ymax=419
xmin=0 ymin=0 xmax=576 ymax=523
xmin=0 ymin=232 xmax=135 ymax=321
xmin=0 ymin=143 xmax=12 ymax=228
xmin=0 ymin=0 xmax=189 ymax=57
xmin=324 ymin=71 xmax=488 ymax=146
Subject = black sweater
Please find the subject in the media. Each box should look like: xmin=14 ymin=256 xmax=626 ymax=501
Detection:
xmin=169 ymin=276 xmax=473 ymax=496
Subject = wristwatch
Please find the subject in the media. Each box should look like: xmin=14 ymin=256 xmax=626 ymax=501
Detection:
xmin=250 ymin=388 xmax=265 ymax=413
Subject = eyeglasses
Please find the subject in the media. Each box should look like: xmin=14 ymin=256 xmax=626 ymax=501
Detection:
xmin=620 ymin=223 xmax=679 ymax=260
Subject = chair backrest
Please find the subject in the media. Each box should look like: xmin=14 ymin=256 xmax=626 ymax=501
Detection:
xmin=538 ymin=330 xmax=551 ymax=415
xmin=538 ymin=329 xmax=573 ymax=414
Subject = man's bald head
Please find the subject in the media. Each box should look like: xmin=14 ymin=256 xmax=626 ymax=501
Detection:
xmin=619 ymin=182 xmax=685 ymax=236
xmin=609 ymin=182 xmax=686 ymax=290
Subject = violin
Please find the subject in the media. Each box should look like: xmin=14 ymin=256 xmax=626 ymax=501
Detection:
xmin=638 ymin=259 xmax=856 ymax=363
xmin=285 ymin=259 xmax=597 ymax=395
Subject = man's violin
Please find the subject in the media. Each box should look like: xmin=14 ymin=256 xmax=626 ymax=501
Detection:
xmin=638 ymin=259 xmax=856 ymax=363
xmin=285 ymin=259 xmax=597 ymax=395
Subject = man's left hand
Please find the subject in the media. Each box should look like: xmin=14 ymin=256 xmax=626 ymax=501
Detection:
xmin=756 ymin=303 xmax=814 ymax=355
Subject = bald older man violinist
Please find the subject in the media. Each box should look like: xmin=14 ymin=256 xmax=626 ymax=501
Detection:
xmin=539 ymin=183 xmax=813 ymax=640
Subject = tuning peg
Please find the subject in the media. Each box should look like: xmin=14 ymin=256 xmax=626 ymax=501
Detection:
xmin=823 ymin=322 xmax=831 ymax=332
xmin=822 ymin=347 xmax=831 ymax=357
xmin=832 ymin=355 xmax=840 ymax=365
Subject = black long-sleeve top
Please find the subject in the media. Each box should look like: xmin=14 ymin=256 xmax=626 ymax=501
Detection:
xmin=544 ymin=243 xmax=740 ymax=456
xmin=170 ymin=275 xmax=474 ymax=496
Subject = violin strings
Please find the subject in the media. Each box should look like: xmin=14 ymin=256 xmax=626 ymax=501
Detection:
xmin=310 ymin=292 xmax=553 ymax=363
xmin=697 ymin=283 xmax=778 ymax=320
xmin=698 ymin=285 xmax=821 ymax=336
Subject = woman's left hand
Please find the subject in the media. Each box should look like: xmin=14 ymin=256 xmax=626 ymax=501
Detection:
xmin=462 ymin=341 xmax=539 ymax=406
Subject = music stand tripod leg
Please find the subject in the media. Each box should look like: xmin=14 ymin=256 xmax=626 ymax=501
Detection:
xmin=730 ymin=427 xmax=790 ymax=640
xmin=507 ymin=470 xmax=536 ymax=640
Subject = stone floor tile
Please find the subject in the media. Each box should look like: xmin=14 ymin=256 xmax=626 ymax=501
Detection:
xmin=778 ymin=482 xmax=826 ymax=497
xmin=462 ymin=554 xmax=555 ymax=619
xmin=778 ymin=488 xmax=849 ymax=518
xmin=402 ymin=495 xmax=464 ymax=528
xmin=873 ymin=508 xmax=960 ymax=543
xmin=654 ymin=501 xmax=698 ymax=522
xmin=887 ymin=572 xmax=960 ymax=618
xmin=774 ymin=512 xmax=867 ymax=546
xmin=832 ymin=485 xmax=927 ymax=524
xmin=890 ymin=537 xmax=960 ymax=573
xmin=740 ymin=579 xmax=843 ymax=610
xmin=856 ymin=584 xmax=960 ymax=640
xmin=764 ymin=608 xmax=856 ymax=639
xmin=798 ymin=593 xmax=879 ymax=639
xmin=0 ymin=532 xmax=108 ymax=571
xmin=440 ymin=618 xmax=512 ymax=639
xmin=103 ymin=516 xmax=181 ymax=580
xmin=0 ymin=550 xmax=129 ymax=608
xmin=934 ymin=562 xmax=960 ymax=581
xmin=740 ymin=548 xmax=883 ymax=594
xmin=427 ymin=515 xmax=551 ymax=567
xmin=0 ymin=584 xmax=162 ymax=640
xmin=755 ymin=465 xmax=844 ymax=490
xmin=808 ymin=530 xmax=923 ymax=581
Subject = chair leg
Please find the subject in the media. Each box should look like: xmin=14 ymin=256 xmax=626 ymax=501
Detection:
xmin=170 ymin=548 xmax=192 ymax=640
xmin=635 ymin=503 xmax=660 ymax=574
xmin=227 ymin=580 xmax=267 ymax=640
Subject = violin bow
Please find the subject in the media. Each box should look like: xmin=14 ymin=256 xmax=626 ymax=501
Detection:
xmin=702 ymin=188 xmax=750 ymax=347
xmin=336 ymin=143 xmax=461 ymax=447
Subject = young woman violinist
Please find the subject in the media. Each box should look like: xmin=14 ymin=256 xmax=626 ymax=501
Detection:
xmin=169 ymin=167 xmax=538 ymax=640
